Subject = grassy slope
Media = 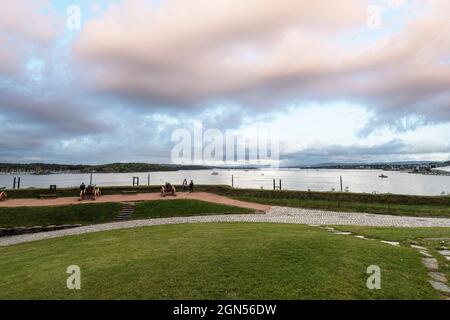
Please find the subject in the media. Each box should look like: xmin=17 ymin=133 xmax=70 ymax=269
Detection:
xmin=0 ymin=203 xmax=121 ymax=228
xmin=0 ymin=200 xmax=252 ymax=228
xmin=133 ymin=199 xmax=253 ymax=219
xmin=0 ymin=223 xmax=438 ymax=300
xmin=232 ymin=195 xmax=450 ymax=218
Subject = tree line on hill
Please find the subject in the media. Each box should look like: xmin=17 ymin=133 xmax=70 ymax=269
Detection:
xmin=0 ymin=163 xmax=212 ymax=174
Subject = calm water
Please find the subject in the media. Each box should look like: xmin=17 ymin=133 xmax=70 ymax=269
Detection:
xmin=1 ymin=169 xmax=449 ymax=196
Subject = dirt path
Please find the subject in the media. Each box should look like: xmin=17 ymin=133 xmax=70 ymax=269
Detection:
xmin=0 ymin=192 xmax=270 ymax=212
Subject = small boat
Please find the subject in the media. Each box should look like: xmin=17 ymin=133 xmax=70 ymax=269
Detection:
xmin=211 ymin=172 xmax=219 ymax=175
xmin=379 ymin=174 xmax=388 ymax=178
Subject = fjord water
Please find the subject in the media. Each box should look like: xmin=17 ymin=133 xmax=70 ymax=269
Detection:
xmin=0 ymin=169 xmax=449 ymax=196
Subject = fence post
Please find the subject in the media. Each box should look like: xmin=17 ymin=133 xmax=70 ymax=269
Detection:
xmin=279 ymin=179 xmax=282 ymax=191
xmin=340 ymin=176 xmax=343 ymax=193
xmin=13 ymin=177 xmax=16 ymax=189
xmin=231 ymin=175 xmax=234 ymax=188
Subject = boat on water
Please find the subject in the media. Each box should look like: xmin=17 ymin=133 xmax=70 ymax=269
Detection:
xmin=379 ymin=174 xmax=388 ymax=178
xmin=211 ymin=172 xmax=219 ymax=175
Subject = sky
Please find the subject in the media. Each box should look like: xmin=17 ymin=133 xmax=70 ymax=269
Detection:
xmin=0 ymin=0 xmax=449 ymax=165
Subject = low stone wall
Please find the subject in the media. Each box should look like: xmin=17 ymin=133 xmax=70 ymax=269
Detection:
xmin=0 ymin=224 xmax=82 ymax=237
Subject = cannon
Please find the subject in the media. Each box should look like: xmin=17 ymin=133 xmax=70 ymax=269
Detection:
xmin=161 ymin=183 xmax=176 ymax=197
xmin=79 ymin=185 xmax=101 ymax=201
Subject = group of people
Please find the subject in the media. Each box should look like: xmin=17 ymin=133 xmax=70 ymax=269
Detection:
xmin=182 ymin=179 xmax=194 ymax=192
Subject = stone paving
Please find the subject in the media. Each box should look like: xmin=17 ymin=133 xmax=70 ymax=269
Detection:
xmin=266 ymin=207 xmax=450 ymax=227
xmin=410 ymin=244 xmax=450 ymax=297
xmin=2 ymin=206 xmax=450 ymax=247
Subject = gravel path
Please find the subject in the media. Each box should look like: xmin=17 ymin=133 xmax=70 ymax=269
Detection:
xmin=2 ymin=206 xmax=450 ymax=247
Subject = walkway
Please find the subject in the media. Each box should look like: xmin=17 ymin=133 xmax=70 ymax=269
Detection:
xmin=2 ymin=206 xmax=450 ymax=247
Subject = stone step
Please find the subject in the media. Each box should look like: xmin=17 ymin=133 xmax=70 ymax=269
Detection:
xmin=116 ymin=203 xmax=135 ymax=221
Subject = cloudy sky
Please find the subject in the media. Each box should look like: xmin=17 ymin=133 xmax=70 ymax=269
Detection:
xmin=0 ymin=0 xmax=449 ymax=165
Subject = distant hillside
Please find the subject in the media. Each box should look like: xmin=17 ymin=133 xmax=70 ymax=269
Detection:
xmin=292 ymin=160 xmax=450 ymax=170
xmin=0 ymin=163 xmax=212 ymax=174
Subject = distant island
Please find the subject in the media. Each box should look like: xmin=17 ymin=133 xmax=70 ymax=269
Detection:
xmin=291 ymin=161 xmax=450 ymax=176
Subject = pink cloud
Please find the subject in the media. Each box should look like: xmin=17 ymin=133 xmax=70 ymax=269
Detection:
xmin=0 ymin=0 xmax=63 ymax=77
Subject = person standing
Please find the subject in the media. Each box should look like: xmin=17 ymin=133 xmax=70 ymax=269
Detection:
xmin=189 ymin=180 xmax=194 ymax=193
xmin=182 ymin=179 xmax=188 ymax=191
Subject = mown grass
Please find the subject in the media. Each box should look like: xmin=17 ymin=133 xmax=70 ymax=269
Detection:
xmin=133 ymin=199 xmax=253 ymax=219
xmin=331 ymin=226 xmax=450 ymax=243
xmin=231 ymin=196 xmax=450 ymax=218
xmin=0 ymin=223 xmax=439 ymax=300
xmin=0 ymin=200 xmax=252 ymax=228
xmin=0 ymin=203 xmax=121 ymax=228
xmin=331 ymin=226 xmax=450 ymax=291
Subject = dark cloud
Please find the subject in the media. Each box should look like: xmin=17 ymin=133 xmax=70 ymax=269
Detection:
xmin=282 ymin=139 xmax=450 ymax=165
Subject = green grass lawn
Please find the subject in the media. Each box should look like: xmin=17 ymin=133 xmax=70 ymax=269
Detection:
xmin=133 ymin=199 xmax=253 ymax=219
xmin=0 ymin=203 xmax=122 ymax=228
xmin=0 ymin=223 xmax=439 ymax=299
xmin=232 ymin=196 xmax=450 ymax=218
xmin=0 ymin=200 xmax=253 ymax=228
xmin=331 ymin=225 xmax=450 ymax=290
xmin=331 ymin=226 xmax=450 ymax=243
